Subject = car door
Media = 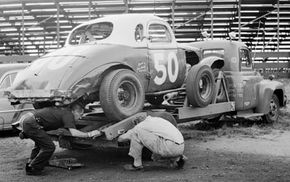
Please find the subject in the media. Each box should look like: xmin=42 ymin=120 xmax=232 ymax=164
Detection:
xmin=146 ymin=20 xmax=186 ymax=92
xmin=239 ymin=48 xmax=263 ymax=110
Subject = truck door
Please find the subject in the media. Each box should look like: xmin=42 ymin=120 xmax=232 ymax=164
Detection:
xmin=239 ymin=48 xmax=261 ymax=109
xmin=146 ymin=21 xmax=186 ymax=92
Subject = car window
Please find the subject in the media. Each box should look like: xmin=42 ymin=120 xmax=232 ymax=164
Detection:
xmin=0 ymin=72 xmax=17 ymax=89
xmin=240 ymin=48 xmax=252 ymax=69
xmin=0 ymin=75 xmax=10 ymax=89
xmin=135 ymin=24 xmax=144 ymax=42
xmin=148 ymin=23 xmax=171 ymax=43
xmin=69 ymin=22 xmax=113 ymax=45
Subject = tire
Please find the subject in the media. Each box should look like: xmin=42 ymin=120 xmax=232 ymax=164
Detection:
xmin=147 ymin=111 xmax=177 ymax=127
xmin=99 ymin=69 xmax=145 ymax=122
xmin=262 ymin=94 xmax=280 ymax=123
xmin=146 ymin=95 xmax=164 ymax=106
xmin=186 ymin=65 xmax=216 ymax=107
xmin=212 ymin=68 xmax=227 ymax=103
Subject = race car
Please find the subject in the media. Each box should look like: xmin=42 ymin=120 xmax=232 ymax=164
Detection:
xmin=8 ymin=14 xmax=222 ymax=121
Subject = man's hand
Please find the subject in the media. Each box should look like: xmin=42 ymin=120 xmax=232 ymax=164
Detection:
xmin=117 ymin=130 xmax=133 ymax=142
xmin=87 ymin=130 xmax=102 ymax=138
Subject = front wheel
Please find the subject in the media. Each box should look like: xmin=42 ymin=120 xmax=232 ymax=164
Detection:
xmin=99 ymin=69 xmax=145 ymax=122
xmin=262 ymin=94 xmax=280 ymax=123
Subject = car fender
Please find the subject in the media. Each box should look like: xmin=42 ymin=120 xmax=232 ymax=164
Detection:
xmin=199 ymin=56 xmax=224 ymax=70
xmin=256 ymin=80 xmax=285 ymax=113
xmin=70 ymin=62 xmax=134 ymax=101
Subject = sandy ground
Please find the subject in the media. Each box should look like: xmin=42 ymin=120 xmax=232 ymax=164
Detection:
xmin=1 ymin=113 xmax=290 ymax=182
xmin=0 ymin=79 xmax=290 ymax=182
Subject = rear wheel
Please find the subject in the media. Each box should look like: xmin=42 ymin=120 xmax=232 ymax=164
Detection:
xmin=186 ymin=65 xmax=216 ymax=107
xmin=100 ymin=69 xmax=145 ymax=122
xmin=262 ymin=94 xmax=280 ymax=123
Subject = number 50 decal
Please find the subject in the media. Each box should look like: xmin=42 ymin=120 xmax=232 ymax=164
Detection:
xmin=153 ymin=52 xmax=179 ymax=85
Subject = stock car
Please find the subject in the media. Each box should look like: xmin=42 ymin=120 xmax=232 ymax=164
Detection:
xmin=7 ymin=14 xmax=223 ymax=122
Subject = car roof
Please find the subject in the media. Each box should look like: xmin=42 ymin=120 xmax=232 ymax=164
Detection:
xmin=65 ymin=14 xmax=170 ymax=47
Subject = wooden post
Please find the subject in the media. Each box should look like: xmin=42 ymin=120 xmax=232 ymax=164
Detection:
xmin=210 ymin=0 xmax=213 ymax=39
xmin=56 ymin=0 xmax=60 ymax=48
xmin=124 ymin=0 xmax=129 ymax=13
xmin=276 ymin=0 xmax=280 ymax=76
xmin=89 ymin=0 xmax=92 ymax=20
xmin=171 ymin=0 xmax=176 ymax=33
xmin=238 ymin=0 xmax=241 ymax=41
xmin=21 ymin=2 xmax=25 ymax=55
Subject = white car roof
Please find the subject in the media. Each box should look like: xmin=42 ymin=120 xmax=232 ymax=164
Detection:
xmin=65 ymin=14 xmax=172 ymax=47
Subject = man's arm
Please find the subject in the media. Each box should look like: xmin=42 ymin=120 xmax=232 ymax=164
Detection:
xmin=118 ymin=129 xmax=133 ymax=142
xmin=68 ymin=128 xmax=101 ymax=138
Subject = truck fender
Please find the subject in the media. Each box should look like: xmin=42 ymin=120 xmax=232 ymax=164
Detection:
xmin=199 ymin=56 xmax=224 ymax=70
xmin=256 ymin=80 xmax=285 ymax=114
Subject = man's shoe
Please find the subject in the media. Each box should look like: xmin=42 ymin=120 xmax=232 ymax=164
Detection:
xmin=176 ymin=155 xmax=186 ymax=169
xmin=123 ymin=164 xmax=143 ymax=171
xmin=25 ymin=165 xmax=42 ymax=176
xmin=25 ymin=163 xmax=30 ymax=172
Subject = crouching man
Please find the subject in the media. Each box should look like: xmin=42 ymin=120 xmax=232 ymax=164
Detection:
xmin=118 ymin=112 xmax=186 ymax=170
xmin=16 ymin=104 xmax=101 ymax=176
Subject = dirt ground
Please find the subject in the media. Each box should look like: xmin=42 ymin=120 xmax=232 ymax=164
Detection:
xmin=0 ymin=79 xmax=290 ymax=182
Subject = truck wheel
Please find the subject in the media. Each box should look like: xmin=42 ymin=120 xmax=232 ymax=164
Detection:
xmin=212 ymin=68 xmax=227 ymax=103
xmin=186 ymin=65 xmax=216 ymax=107
xmin=146 ymin=95 xmax=164 ymax=106
xmin=262 ymin=94 xmax=280 ymax=123
xmin=100 ymin=69 xmax=145 ymax=122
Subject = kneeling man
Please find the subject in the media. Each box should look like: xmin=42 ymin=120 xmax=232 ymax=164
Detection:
xmin=118 ymin=112 xmax=185 ymax=170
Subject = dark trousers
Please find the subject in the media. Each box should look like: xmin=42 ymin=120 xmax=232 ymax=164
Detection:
xmin=22 ymin=115 xmax=55 ymax=170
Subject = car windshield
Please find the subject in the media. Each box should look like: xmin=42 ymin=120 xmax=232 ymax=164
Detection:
xmin=68 ymin=22 xmax=113 ymax=45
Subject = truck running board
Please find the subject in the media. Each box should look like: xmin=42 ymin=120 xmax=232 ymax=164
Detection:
xmin=236 ymin=112 xmax=264 ymax=119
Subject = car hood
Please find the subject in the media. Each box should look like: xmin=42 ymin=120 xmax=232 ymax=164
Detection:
xmin=12 ymin=43 xmax=132 ymax=92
